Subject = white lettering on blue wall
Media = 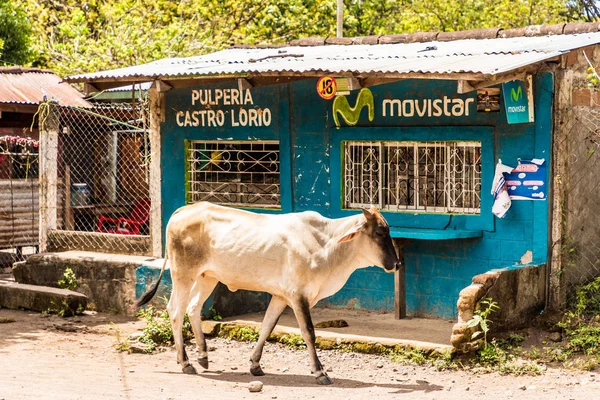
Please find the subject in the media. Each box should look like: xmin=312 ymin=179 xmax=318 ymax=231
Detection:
xmin=176 ymin=88 xmax=272 ymax=128
xmin=382 ymin=96 xmax=475 ymax=118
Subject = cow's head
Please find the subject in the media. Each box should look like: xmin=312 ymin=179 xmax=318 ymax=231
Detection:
xmin=337 ymin=207 xmax=401 ymax=272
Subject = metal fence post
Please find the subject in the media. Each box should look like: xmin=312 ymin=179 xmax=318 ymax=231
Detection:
xmin=38 ymin=101 xmax=59 ymax=253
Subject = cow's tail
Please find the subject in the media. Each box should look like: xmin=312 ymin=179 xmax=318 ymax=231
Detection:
xmin=136 ymin=253 xmax=169 ymax=308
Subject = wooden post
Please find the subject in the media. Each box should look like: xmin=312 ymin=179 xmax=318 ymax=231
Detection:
xmin=393 ymin=239 xmax=407 ymax=319
xmin=336 ymin=0 xmax=343 ymax=38
xmin=548 ymin=69 xmax=571 ymax=311
xmin=149 ymin=83 xmax=163 ymax=258
xmin=39 ymin=101 xmax=59 ymax=252
xmin=64 ymin=164 xmax=74 ymax=230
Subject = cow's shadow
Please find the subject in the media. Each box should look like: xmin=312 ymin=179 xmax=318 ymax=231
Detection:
xmin=187 ymin=370 xmax=444 ymax=393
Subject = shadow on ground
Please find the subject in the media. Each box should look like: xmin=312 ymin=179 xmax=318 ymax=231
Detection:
xmin=163 ymin=369 xmax=445 ymax=393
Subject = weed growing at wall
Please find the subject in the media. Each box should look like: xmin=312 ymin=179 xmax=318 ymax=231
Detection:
xmin=207 ymin=305 xmax=222 ymax=321
xmin=58 ymin=268 xmax=78 ymax=291
xmin=468 ymin=297 xmax=500 ymax=347
xmin=558 ymin=277 xmax=600 ymax=360
xmin=218 ymin=325 xmax=260 ymax=342
xmin=44 ymin=300 xmax=84 ymax=317
xmin=137 ymin=306 xmax=193 ymax=351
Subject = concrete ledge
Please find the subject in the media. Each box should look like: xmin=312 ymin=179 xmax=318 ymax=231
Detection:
xmin=200 ymin=320 xmax=452 ymax=354
xmin=451 ymin=264 xmax=546 ymax=351
xmin=48 ymin=230 xmax=152 ymax=256
xmin=14 ymin=251 xmax=156 ymax=315
xmin=0 ymin=281 xmax=87 ymax=316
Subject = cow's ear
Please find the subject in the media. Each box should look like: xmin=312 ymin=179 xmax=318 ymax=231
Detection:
xmin=362 ymin=208 xmax=376 ymax=221
xmin=337 ymin=221 xmax=367 ymax=243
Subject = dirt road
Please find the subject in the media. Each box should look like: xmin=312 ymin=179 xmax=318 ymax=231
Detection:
xmin=0 ymin=309 xmax=597 ymax=400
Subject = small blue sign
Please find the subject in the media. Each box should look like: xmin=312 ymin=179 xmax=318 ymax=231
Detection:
xmin=505 ymin=159 xmax=546 ymax=200
xmin=502 ymin=80 xmax=532 ymax=124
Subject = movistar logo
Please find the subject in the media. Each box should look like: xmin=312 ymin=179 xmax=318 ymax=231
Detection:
xmin=332 ymin=88 xmax=375 ymax=128
xmin=510 ymin=86 xmax=523 ymax=102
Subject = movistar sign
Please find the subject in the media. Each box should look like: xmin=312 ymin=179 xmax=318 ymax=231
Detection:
xmin=511 ymin=86 xmax=523 ymax=102
xmin=502 ymin=80 xmax=533 ymax=124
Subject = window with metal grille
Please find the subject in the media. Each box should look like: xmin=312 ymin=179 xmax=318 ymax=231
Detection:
xmin=343 ymin=141 xmax=482 ymax=214
xmin=187 ymin=140 xmax=280 ymax=209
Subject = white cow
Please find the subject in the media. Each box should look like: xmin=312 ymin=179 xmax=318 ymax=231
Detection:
xmin=137 ymin=202 xmax=400 ymax=385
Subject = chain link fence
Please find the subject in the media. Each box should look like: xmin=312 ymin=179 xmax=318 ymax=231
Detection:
xmin=560 ymin=102 xmax=600 ymax=302
xmin=43 ymin=101 xmax=152 ymax=256
xmin=0 ymin=135 xmax=40 ymax=270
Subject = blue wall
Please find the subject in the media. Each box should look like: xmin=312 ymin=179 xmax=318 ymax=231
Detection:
xmin=159 ymin=74 xmax=553 ymax=319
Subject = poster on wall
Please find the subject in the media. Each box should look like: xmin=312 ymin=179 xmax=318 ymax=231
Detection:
xmin=502 ymin=77 xmax=535 ymax=124
xmin=505 ymin=159 xmax=546 ymax=200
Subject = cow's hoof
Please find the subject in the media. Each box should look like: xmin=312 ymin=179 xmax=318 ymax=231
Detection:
xmin=182 ymin=364 xmax=197 ymax=375
xmin=198 ymin=357 xmax=209 ymax=369
xmin=316 ymin=373 xmax=333 ymax=385
xmin=250 ymin=365 xmax=265 ymax=376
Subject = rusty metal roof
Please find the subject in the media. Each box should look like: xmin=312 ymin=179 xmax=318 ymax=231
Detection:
xmin=67 ymin=24 xmax=600 ymax=85
xmin=0 ymin=67 xmax=90 ymax=107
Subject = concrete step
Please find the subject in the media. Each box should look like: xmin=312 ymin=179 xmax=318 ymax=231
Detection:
xmin=13 ymin=251 xmax=157 ymax=315
xmin=0 ymin=281 xmax=87 ymax=316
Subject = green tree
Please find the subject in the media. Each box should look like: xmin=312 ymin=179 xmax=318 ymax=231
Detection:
xmin=14 ymin=0 xmax=591 ymax=76
xmin=0 ymin=0 xmax=33 ymax=66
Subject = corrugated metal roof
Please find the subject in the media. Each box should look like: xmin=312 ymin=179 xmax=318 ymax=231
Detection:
xmin=67 ymin=32 xmax=600 ymax=83
xmin=105 ymin=82 xmax=152 ymax=92
xmin=0 ymin=67 xmax=90 ymax=107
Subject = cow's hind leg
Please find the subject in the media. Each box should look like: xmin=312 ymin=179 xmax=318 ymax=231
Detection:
xmin=291 ymin=298 xmax=332 ymax=385
xmin=187 ymin=277 xmax=218 ymax=370
xmin=249 ymin=295 xmax=287 ymax=376
xmin=167 ymin=284 xmax=196 ymax=374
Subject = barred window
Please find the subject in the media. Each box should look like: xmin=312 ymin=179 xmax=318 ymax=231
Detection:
xmin=187 ymin=140 xmax=280 ymax=209
xmin=344 ymin=141 xmax=482 ymax=214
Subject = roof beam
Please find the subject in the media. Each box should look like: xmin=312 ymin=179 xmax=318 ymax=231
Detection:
xmin=237 ymin=78 xmax=253 ymax=91
xmin=359 ymin=77 xmax=405 ymax=88
xmin=0 ymin=104 xmax=39 ymax=114
xmin=457 ymin=71 xmax=529 ymax=94
xmin=153 ymin=80 xmax=172 ymax=92
xmin=83 ymin=82 xmax=101 ymax=96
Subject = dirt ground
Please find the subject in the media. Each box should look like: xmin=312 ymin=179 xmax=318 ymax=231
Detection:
xmin=1 ymin=308 xmax=599 ymax=400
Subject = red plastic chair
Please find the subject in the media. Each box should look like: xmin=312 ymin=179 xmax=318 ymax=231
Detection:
xmin=97 ymin=198 xmax=151 ymax=235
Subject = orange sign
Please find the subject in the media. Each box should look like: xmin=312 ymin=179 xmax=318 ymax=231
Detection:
xmin=316 ymin=76 xmax=337 ymax=100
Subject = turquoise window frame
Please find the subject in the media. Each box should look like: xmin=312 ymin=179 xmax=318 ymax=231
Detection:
xmin=330 ymin=126 xmax=494 ymax=231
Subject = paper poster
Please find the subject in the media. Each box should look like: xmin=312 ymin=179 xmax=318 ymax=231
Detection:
xmin=502 ymin=78 xmax=534 ymax=124
xmin=505 ymin=159 xmax=546 ymax=200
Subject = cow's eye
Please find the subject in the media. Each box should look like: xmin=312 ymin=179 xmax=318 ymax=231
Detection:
xmin=375 ymin=231 xmax=384 ymax=237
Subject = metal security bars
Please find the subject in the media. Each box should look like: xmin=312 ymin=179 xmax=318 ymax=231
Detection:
xmin=187 ymin=140 xmax=280 ymax=208
xmin=344 ymin=141 xmax=482 ymax=214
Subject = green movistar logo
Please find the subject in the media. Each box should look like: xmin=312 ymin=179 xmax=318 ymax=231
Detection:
xmin=332 ymin=88 xmax=375 ymax=128
xmin=510 ymin=86 xmax=523 ymax=102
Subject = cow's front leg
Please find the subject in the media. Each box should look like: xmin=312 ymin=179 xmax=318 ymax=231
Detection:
xmin=250 ymin=296 xmax=288 ymax=376
xmin=291 ymin=298 xmax=333 ymax=385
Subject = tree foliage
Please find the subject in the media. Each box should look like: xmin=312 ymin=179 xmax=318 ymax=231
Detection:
xmin=13 ymin=0 xmax=591 ymax=76
xmin=0 ymin=0 xmax=33 ymax=66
